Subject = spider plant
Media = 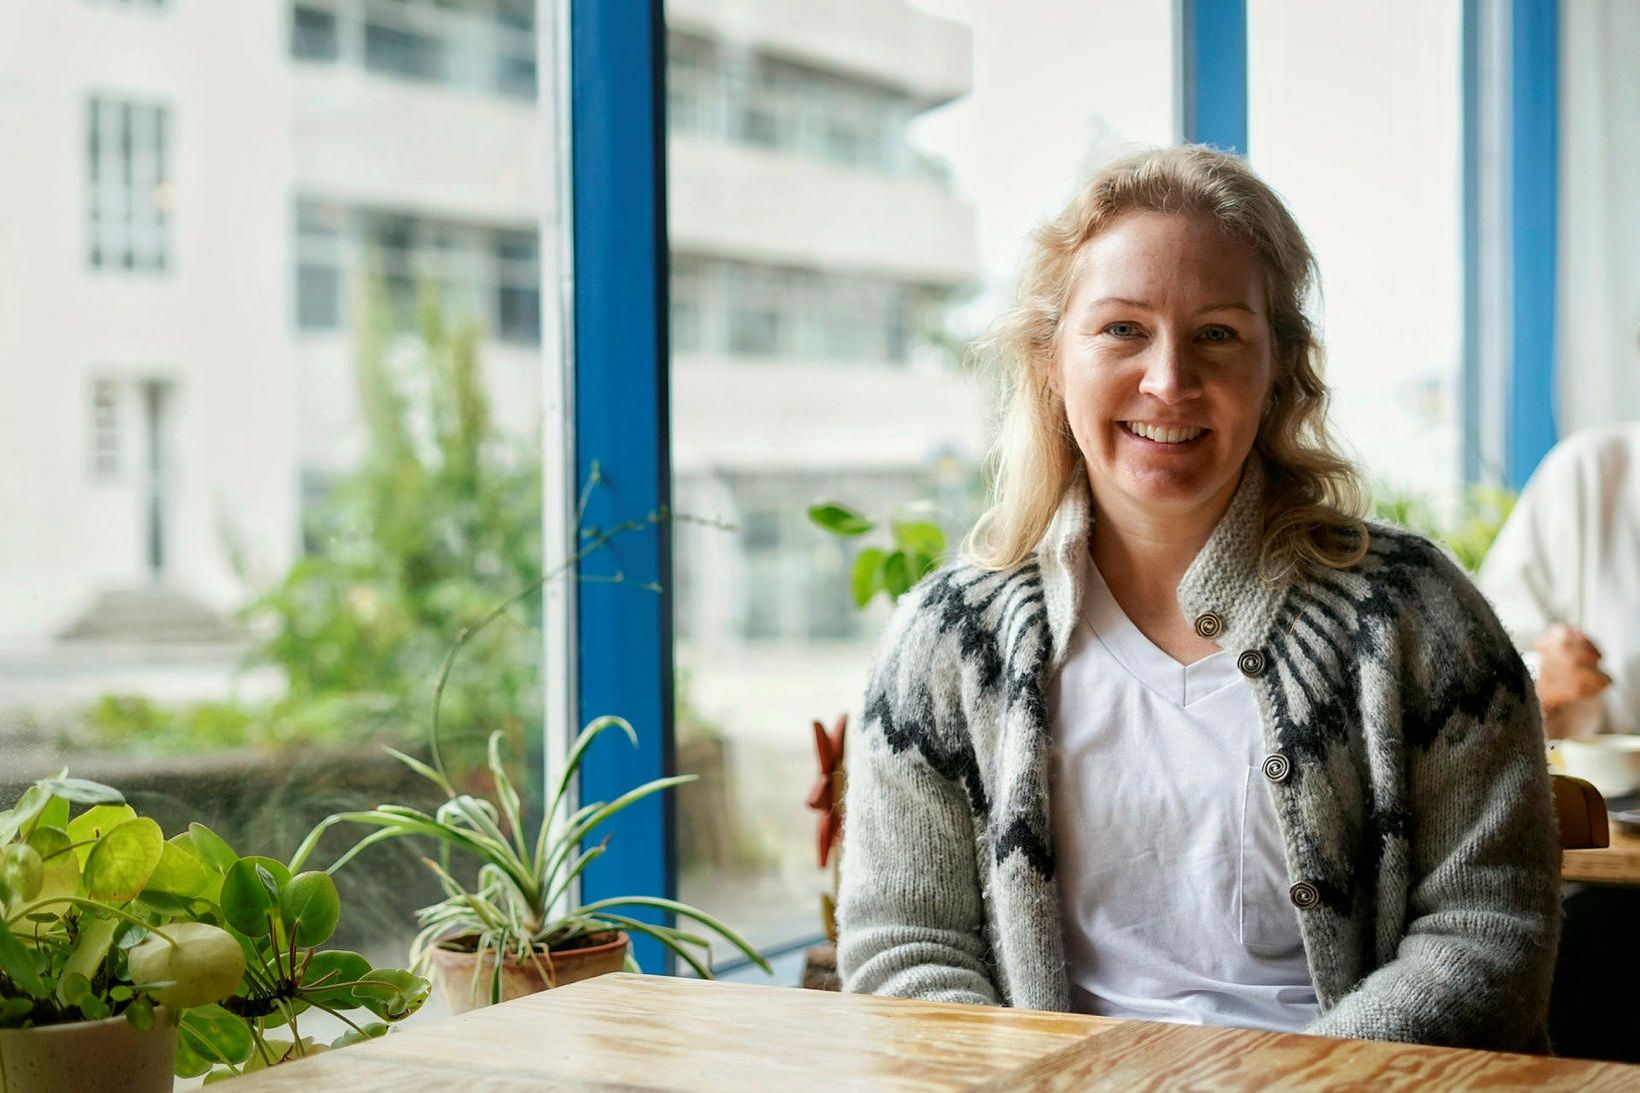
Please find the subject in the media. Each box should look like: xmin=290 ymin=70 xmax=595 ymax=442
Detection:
xmin=291 ymin=718 xmax=768 ymax=1004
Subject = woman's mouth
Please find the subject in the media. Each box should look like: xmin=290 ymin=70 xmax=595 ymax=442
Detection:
xmin=1121 ymin=421 xmax=1207 ymax=445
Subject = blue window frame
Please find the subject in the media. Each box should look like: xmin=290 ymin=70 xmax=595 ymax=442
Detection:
xmin=1178 ymin=0 xmax=1248 ymax=154
xmin=1506 ymin=0 xmax=1558 ymax=488
xmin=1461 ymin=0 xmax=1559 ymax=489
xmin=569 ymin=0 xmax=675 ymax=974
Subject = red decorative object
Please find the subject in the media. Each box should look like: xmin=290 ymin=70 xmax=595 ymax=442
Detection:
xmin=806 ymin=714 xmax=847 ymax=868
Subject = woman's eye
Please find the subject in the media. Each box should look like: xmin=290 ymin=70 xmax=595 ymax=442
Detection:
xmin=1103 ymin=322 xmax=1142 ymax=338
xmin=1199 ymin=325 xmax=1238 ymax=343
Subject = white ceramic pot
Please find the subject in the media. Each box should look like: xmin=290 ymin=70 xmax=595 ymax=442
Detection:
xmin=1552 ymin=734 xmax=1640 ymax=799
xmin=0 ymin=1008 xmax=176 ymax=1093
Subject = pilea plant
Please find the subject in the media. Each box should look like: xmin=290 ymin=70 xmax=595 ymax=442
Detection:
xmin=0 ymin=772 xmax=429 ymax=1082
xmin=807 ymin=501 xmax=948 ymax=607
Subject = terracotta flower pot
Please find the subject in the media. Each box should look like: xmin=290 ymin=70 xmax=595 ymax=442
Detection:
xmin=428 ymin=930 xmax=630 ymax=1013
xmin=0 ymin=1008 xmax=176 ymax=1093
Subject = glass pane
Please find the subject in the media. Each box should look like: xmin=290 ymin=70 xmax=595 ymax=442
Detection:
xmin=667 ymin=0 xmax=1177 ymax=967
xmin=1 ymin=0 xmax=555 ymax=1044
xmin=1247 ymin=0 xmax=1465 ymax=501
xmin=1559 ymin=2 xmax=1640 ymax=432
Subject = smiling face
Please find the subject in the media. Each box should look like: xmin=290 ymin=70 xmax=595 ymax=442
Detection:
xmin=1054 ymin=210 xmax=1276 ymax=532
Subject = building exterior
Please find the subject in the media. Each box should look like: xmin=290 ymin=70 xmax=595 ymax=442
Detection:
xmin=0 ymin=0 xmax=544 ymax=656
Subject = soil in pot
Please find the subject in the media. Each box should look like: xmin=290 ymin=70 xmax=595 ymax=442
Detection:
xmin=428 ymin=930 xmax=630 ymax=1013
xmin=0 ymin=1008 xmax=176 ymax=1093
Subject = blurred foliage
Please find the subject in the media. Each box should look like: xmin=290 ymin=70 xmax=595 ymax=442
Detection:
xmin=83 ymin=283 xmax=542 ymax=767
xmin=807 ymin=502 xmax=947 ymax=608
xmin=1372 ymin=482 xmax=1518 ymax=573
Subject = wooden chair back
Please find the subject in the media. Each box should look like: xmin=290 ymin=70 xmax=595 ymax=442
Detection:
xmin=1551 ymin=773 xmax=1611 ymax=850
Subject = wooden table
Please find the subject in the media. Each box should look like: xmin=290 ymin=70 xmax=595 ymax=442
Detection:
xmin=1562 ymin=818 xmax=1640 ymax=885
xmin=226 ymin=973 xmax=1638 ymax=1091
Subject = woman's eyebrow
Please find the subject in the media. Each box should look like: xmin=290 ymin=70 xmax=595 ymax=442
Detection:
xmin=1079 ymin=296 xmax=1258 ymax=315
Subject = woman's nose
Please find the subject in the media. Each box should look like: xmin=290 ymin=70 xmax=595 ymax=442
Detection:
xmin=1136 ymin=338 xmax=1201 ymax=403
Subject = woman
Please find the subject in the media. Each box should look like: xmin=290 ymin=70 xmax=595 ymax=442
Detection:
xmin=836 ymin=146 xmax=1560 ymax=1051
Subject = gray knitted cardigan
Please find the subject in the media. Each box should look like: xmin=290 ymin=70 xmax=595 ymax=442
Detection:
xmin=837 ymin=463 xmax=1561 ymax=1052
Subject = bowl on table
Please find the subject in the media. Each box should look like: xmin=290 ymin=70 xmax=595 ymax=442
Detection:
xmin=1550 ymin=734 xmax=1640 ymax=799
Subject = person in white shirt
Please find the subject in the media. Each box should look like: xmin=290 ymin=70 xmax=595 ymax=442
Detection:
xmin=1480 ymin=413 xmax=1640 ymax=737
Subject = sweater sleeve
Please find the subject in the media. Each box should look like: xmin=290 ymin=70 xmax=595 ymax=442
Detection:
xmin=836 ymin=585 xmax=1000 ymax=1006
xmin=1306 ymin=554 xmax=1561 ymax=1051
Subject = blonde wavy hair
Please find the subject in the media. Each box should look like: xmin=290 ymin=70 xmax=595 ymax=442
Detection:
xmin=964 ymin=145 xmax=1368 ymax=580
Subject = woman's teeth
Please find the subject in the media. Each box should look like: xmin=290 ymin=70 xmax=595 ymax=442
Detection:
xmin=1123 ymin=422 xmax=1205 ymax=444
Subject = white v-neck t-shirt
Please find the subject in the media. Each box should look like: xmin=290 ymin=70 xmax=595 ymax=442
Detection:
xmin=1048 ymin=554 xmax=1319 ymax=1032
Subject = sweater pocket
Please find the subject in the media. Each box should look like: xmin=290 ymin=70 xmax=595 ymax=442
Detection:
xmin=1238 ymin=767 xmax=1306 ymax=954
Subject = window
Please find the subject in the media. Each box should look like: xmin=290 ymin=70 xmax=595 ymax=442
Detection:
xmin=88 ymin=96 xmax=170 ymax=272
xmin=493 ymin=230 xmax=540 ymax=344
xmin=297 ymin=0 xmax=537 ymax=100
xmin=673 ymin=258 xmax=928 ymax=366
xmin=292 ymin=4 xmax=340 ymax=62
xmin=295 ymin=201 xmax=539 ymax=344
xmin=90 ymin=380 xmax=121 ymax=479
xmin=295 ymin=201 xmax=344 ymax=329
xmin=664 ymin=32 xmax=920 ymax=181
xmin=364 ymin=20 xmax=445 ymax=82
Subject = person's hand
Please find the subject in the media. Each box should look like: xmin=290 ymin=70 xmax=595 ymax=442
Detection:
xmin=1533 ymin=624 xmax=1610 ymax=718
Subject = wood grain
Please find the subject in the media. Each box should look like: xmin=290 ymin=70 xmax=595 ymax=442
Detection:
xmin=1562 ymin=819 xmax=1640 ymax=885
xmin=225 ymin=973 xmax=1119 ymax=1092
xmin=219 ymin=973 xmax=1639 ymax=1092
xmin=973 ymin=1020 xmax=1640 ymax=1092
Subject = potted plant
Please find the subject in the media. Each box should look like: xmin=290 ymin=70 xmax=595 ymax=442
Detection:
xmin=291 ymin=717 xmax=771 ymax=1012
xmin=0 ymin=772 xmax=429 ymax=1090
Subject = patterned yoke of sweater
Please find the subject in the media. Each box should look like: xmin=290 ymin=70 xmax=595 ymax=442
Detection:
xmin=836 ymin=461 xmax=1562 ymax=1052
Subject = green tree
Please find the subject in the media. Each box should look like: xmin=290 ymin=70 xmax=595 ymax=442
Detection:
xmin=244 ymin=284 xmax=543 ymax=759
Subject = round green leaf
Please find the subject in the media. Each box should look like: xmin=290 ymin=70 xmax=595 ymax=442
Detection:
xmin=350 ymin=968 xmax=429 ymax=1021
xmin=66 ymin=804 xmax=136 ymax=867
xmin=807 ymin=502 xmax=874 ymax=537
xmin=881 ymin=551 xmax=912 ymax=599
xmin=891 ymin=520 xmax=946 ymax=558
xmin=26 ymin=826 xmax=81 ymax=903
xmin=0 ymin=918 xmax=46 ymax=998
xmin=84 ymin=817 xmax=165 ymax=903
xmin=220 ymin=857 xmax=291 ymax=937
xmin=850 ymin=548 xmax=886 ymax=608
xmin=279 ymin=871 xmax=340 ymax=947
xmin=37 ymin=777 xmax=125 ymax=806
xmin=178 ymin=1004 xmax=255 ymax=1073
xmin=129 ymin=922 xmax=246 ymax=1009
xmin=148 ymin=840 xmax=215 ymax=901
xmin=185 ymin=823 xmax=238 ymax=874
xmin=0 ymin=843 xmax=43 ymax=903
xmin=297 ymin=949 xmax=371 ymax=1008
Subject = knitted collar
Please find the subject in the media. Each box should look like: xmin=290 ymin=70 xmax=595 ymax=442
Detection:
xmin=1033 ymin=459 xmax=1288 ymax=670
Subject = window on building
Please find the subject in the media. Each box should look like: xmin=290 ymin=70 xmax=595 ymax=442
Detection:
xmin=674 ymin=257 xmax=928 ymax=366
xmin=90 ymin=379 xmax=121 ymax=479
xmin=493 ymin=1 xmax=537 ymax=99
xmin=292 ymin=4 xmax=340 ymax=62
xmin=494 ymin=230 xmax=540 ymax=344
xmin=295 ymin=201 xmax=344 ymax=329
xmin=88 ymin=96 xmax=170 ymax=272
xmin=669 ymin=257 xmax=702 ymax=355
xmin=664 ymin=33 xmax=914 ymax=180
xmin=364 ymin=18 xmax=445 ymax=82
xmin=296 ymin=0 xmax=537 ymax=100
xmin=295 ymin=202 xmax=540 ymax=345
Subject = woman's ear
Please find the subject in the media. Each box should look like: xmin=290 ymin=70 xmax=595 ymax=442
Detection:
xmin=1041 ymin=352 xmax=1063 ymax=398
